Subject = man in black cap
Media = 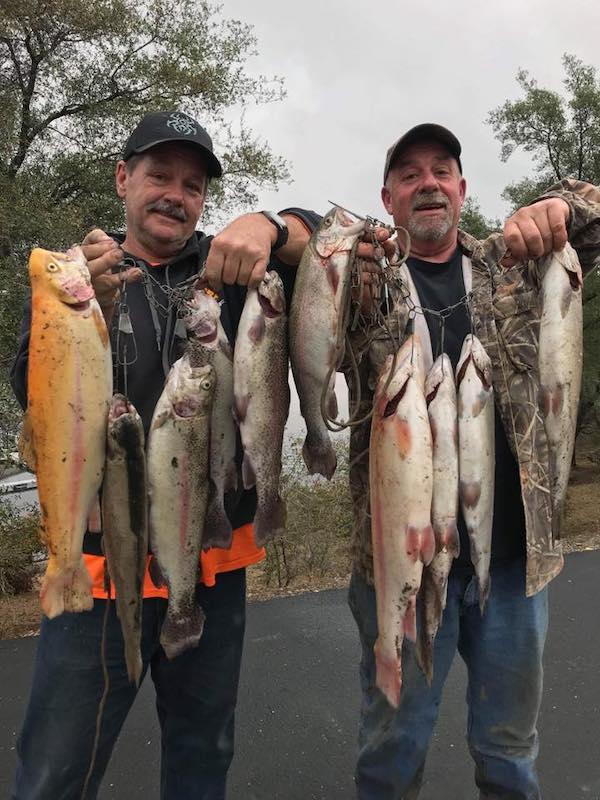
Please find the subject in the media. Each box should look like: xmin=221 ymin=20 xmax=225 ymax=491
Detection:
xmin=9 ymin=109 xmax=322 ymax=800
xmin=345 ymin=123 xmax=600 ymax=799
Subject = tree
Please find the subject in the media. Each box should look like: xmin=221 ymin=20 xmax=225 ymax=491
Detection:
xmin=459 ymin=196 xmax=501 ymax=239
xmin=488 ymin=54 xmax=600 ymax=446
xmin=0 ymin=0 xmax=290 ymax=388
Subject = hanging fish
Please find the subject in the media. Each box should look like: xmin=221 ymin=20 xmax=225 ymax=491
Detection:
xmin=234 ymin=271 xmax=289 ymax=546
xmin=20 ymin=247 xmax=112 ymax=619
xmin=289 ymin=207 xmax=366 ymax=478
xmin=369 ymin=336 xmax=435 ymax=708
xmin=417 ymin=353 xmax=459 ymax=684
xmin=538 ymin=244 xmax=583 ymax=528
xmin=456 ymin=334 xmax=495 ymax=613
xmin=184 ymin=289 xmax=237 ymax=550
xmin=102 ymin=394 xmax=147 ymax=685
xmin=147 ymin=358 xmax=215 ymax=659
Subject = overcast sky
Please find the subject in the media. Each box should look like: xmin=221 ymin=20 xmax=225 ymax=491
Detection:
xmin=215 ymin=0 xmax=599 ymax=225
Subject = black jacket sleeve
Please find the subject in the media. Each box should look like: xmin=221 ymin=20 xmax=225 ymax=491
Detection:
xmin=272 ymin=207 xmax=322 ymax=311
xmin=9 ymin=296 xmax=31 ymax=411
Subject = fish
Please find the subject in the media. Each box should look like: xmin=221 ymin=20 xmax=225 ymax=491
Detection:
xmin=456 ymin=334 xmax=495 ymax=613
xmin=20 ymin=247 xmax=112 ymax=619
xmin=369 ymin=336 xmax=435 ymax=708
xmin=233 ymin=271 xmax=289 ymax=546
xmin=184 ymin=289 xmax=237 ymax=549
xmin=289 ymin=207 xmax=366 ymax=478
xmin=538 ymin=244 xmax=583 ymax=528
xmin=417 ymin=354 xmax=460 ymax=685
xmin=101 ymin=394 xmax=147 ymax=685
xmin=147 ymin=358 xmax=215 ymax=659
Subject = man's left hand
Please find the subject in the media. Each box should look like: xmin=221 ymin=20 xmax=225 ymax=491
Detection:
xmin=205 ymin=213 xmax=275 ymax=290
xmin=502 ymin=198 xmax=570 ymax=266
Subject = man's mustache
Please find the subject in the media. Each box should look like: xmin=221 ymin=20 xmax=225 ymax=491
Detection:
xmin=412 ymin=193 xmax=448 ymax=211
xmin=147 ymin=200 xmax=187 ymax=222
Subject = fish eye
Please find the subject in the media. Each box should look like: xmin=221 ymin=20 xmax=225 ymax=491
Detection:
xmin=47 ymin=262 xmax=60 ymax=272
xmin=324 ymin=213 xmax=335 ymax=227
xmin=201 ymin=379 xmax=212 ymax=390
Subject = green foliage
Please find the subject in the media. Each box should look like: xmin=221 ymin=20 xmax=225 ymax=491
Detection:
xmin=488 ymin=54 xmax=600 ymax=211
xmin=0 ymin=0 xmax=290 ymax=379
xmin=259 ymin=439 xmax=353 ymax=589
xmin=459 ymin=196 xmax=501 ymax=240
xmin=0 ymin=500 xmax=41 ymax=596
xmin=0 ymin=382 xmax=22 ymax=474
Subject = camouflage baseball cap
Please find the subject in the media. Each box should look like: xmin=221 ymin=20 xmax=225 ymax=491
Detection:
xmin=383 ymin=124 xmax=462 ymax=182
xmin=123 ymin=111 xmax=223 ymax=178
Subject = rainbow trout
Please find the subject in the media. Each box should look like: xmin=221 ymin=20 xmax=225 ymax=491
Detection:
xmin=289 ymin=207 xmax=365 ymax=478
xmin=234 ymin=271 xmax=289 ymax=546
xmin=21 ymin=247 xmax=112 ymax=618
xmin=147 ymin=358 xmax=215 ymax=658
xmin=417 ymin=354 xmax=459 ymax=684
xmin=369 ymin=336 xmax=435 ymax=708
xmin=538 ymin=244 xmax=583 ymax=527
xmin=101 ymin=394 xmax=147 ymax=685
xmin=184 ymin=289 xmax=237 ymax=549
xmin=456 ymin=334 xmax=495 ymax=613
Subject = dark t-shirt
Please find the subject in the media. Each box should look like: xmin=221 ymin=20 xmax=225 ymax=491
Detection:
xmin=407 ymin=248 xmax=526 ymax=569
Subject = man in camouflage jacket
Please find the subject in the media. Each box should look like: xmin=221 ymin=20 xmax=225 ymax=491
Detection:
xmin=346 ymin=123 xmax=600 ymax=800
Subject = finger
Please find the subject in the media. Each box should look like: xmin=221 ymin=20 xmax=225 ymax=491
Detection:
xmin=221 ymin=254 xmax=241 ymax=287
xmin=82 ymin=239 xmax=119 ymax=264
xmin=519 ymin=218 xmax=545 ymax=259
xmin=86 ymin=247 xmax=123 ymax=279
xmin=248 ymin=258 xmax=268 ymax=288
xmin=503 ymin=220 xmax=528 ymax=261
xmin=546 ymin=203 xmax=568 ymax=251
xmin=237 ymin=253 xmax=260 ymax=287
xmin=204 ymin=250 xmax=225 ymax=289
xmin=82 ymin=228 xmax=110 ymax=246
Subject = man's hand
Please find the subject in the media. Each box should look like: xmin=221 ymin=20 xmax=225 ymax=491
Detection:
xmin=81 ymin=229 xmax=142 ymax=317
xmin=204 ymin=213 xmax=279 ymax=290
xmin=502 ymin=198 xmax=570 ymax=266
xmin=353 ymin=226 xmax=397 ymax=314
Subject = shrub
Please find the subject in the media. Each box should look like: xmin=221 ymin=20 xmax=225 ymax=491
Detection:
xmin=0 ymin=500 xmax=42 ymax=596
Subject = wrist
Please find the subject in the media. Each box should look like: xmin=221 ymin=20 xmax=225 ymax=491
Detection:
xmin=260 ymin=210 xmax=289 ymax=252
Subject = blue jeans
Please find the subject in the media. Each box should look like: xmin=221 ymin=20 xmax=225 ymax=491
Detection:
xmin=12 ymin=568 xmax=246 ymax=800
xmin=348 ymin=559 xmax=548 ymax=800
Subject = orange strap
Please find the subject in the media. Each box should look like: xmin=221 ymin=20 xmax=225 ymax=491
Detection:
xmin=86 ymin=523 xmax=264 ymax=599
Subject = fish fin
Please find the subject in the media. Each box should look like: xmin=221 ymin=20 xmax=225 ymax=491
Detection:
xmin=40 ymin=559 xmax=93 ymax=619
xmin=441 ymin=521 xmax=460 ymax=558
xmin=404 ymin=596 xmax=417 ymax=642
xmin=18 ymin=412 xmax=37 ymax=472
xmin=478 ymin=574 xmax=491 ymax=615
xmin=460 ymin=480 xmax=481 ymax=510
xmin=302 ymin=434 xmax=337 ymax=479
xmin=87 ymin=494 xmax=102 ymax=533
xmin=148 ymin=556 xmax=166 ymax=589
xmin=254 ymin=493 xmax=287 ymax=547
xmin=242 ymin=454 xmax=256 ymax=489
xmin=406 ymin=525 xmax=435 ymax=565
xmin=152 ymin=410 xmax=170 ymax=430
xmin=202 ymin=495 xmax=234 ymax=550
xmin=160 ymin=602 xmax=206 ymax=660
xmin=420 ymin=525 xmax=436 ymax=566
xmin=374 ymin=641 xmax=402 ymax=709
xmin=233 ymin=394 xmax=249 ymax=425
xmin=415 ymin=592 xmax=434 ymax=687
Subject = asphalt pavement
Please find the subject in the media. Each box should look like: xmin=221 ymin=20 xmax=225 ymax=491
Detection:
xmin=1 ymin=551 xmax=599 ymax=799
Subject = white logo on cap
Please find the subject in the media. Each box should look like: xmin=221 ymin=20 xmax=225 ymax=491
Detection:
xmin=166 ymin=113 xmax=197 ymax=136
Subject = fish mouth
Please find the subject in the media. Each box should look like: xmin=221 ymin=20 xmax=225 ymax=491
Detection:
xmin=63 ymin=298 xmax=92 ymax=312
xmin=258 ymin=291 xmax=284 ymax=317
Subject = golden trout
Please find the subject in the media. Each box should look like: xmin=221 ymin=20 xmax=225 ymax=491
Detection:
xmin=417 ymin=353 xmax=459 ymax=684
xmin=102 ymin=394 xmax=147 ymax=685
xmin=369 ymin=336 xmax=435 ymax=708
xmin=289 ymin=207 xmax=365 ymax=478
xmin=456 ymin=334 xmax=495 ymax=613
xmin=147 ymin=358 xmax=215 ymax=659
xmin=21 ymin=247 xmax=112 ymax=619
xmin=538 ymin=244 xmax=583 ymax=527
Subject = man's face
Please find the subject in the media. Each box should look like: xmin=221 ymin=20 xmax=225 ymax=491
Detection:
xmin=115 ymin=142 xmax=208 ymax=258
xmin=381 ymin=140 xmax=466 ymax=248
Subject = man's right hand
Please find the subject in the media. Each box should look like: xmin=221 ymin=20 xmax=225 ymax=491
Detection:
xmin=81 ymin=229 xmax=142 ymax=315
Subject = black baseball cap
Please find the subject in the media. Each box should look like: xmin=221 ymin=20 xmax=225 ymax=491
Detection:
xmin=123 ymin=111 xmax=223 ymax=178
xmin=383 ymin=124 xmax=462 ymax=182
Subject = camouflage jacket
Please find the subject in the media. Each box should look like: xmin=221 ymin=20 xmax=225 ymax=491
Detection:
xmin=346 ymin=179 xmax=600 ymax=597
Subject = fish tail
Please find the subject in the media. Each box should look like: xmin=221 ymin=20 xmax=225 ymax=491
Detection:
xmin=302 ymin=433 xmax=336 ymax=479
xmin=124 ymin=642 xmax=143 ymax=687
xmin=203 ymin=497 xmax=234 ymax=550
xmin=160 ymin=602 xmax=206 ymax=660
xmin=374 ymin=640 xmax=402 ymax=709
xmin=40 ymin=558 xmax=93 ymax=619
xmin=478 ymin=573 xmax=491 ymax=615
xmin=254 ymin=494 xmax=287 ymax=547
xmin=415 ymin=633 xmax=434 ymax=687
xmin=441 ymin=521 xmax=460 ymax=558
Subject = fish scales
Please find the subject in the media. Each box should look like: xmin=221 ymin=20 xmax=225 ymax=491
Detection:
xmin=456 ymin=334 xmax=495 ymax=613
xmin=147 ymin=359 xmax=215 ymax=659
xmin=184 ymin=290 xmax=237 ymax=549
xmin=538 ymin=244 xmax=583 ymax=528
xmin=234 ymin=271 xmax=289 ymax=546
xmin=102 ymin=394 xmax=148 ymax=685
xmin=289 ymin=207 xmax=365 ymax=478
xmin=21 ymin=247 xmax=112 ymax=618
xmin=417 ymin=354 xmax=459 ymax=685
xmin=369 ymin=336 xmax=435 ymax=708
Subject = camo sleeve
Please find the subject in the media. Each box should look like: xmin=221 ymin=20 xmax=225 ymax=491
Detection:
xmin=536 ymin=179 xmax=600 ymax=275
